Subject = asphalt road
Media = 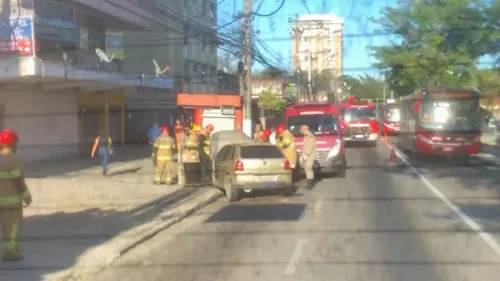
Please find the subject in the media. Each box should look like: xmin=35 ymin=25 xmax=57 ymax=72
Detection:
xmin=91 ymin=139 xmax=500 ymax=281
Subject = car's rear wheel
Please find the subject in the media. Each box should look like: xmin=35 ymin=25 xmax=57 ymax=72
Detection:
xmin=224 ymin=176 xmax=240 ymax=202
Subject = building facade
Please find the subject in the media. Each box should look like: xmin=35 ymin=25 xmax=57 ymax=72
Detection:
xmin=291 ymin=14 xmax=344 ymax=77
xmin=0 ymin=0 xmax=175 ymax=161
xmin=251 ymin=78 xmax=285 ymax=99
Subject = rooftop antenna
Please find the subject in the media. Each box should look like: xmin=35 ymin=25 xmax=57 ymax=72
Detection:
xmin=153 ymin=59 xmax=169 ymax=76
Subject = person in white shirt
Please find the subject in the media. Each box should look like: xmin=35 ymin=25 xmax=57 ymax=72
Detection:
xmin=269 ymin=127 xmax=277 ymax=145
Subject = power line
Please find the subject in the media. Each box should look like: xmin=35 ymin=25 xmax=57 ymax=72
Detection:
xmin=252 ymin=0 xmax=285 ymax=17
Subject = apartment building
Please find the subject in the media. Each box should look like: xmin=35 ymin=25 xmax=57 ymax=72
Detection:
xmin=291 ymin=14 xmax=344 ymax=77
xmin=0 ymin=0 xmax=176 ymax=161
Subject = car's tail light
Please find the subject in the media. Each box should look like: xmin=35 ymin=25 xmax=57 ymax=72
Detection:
xmin=233 ymin=160 xmax=244 ymax=171
xmin=284 ymin=159 xmax=291 ymax=170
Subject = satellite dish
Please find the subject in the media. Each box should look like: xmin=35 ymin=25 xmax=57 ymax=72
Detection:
xmin=95 ymin=48 xmax=114 ymax=63
xmin=153 ymin=59 xmax=169 ymax=76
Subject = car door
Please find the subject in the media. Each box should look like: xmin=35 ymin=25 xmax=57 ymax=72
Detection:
xmin=220 ymin=146 xmax=235 ymax=179
xmin=213 ymin=145 xmax=230 ymax=187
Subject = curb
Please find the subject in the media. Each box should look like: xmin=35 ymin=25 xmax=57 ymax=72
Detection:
xmin=46 ymin=188 xmax=223 ymax=281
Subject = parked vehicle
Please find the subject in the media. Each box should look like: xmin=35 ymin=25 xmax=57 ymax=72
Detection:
xmin=284 ymin=102 xmax=346 ymax=177
xmin=340 ymin=97 xmax=379 ymax=146
xmin=399 ymin=88 xmax=481 ymax=159
xmin=212 ymin=143 xmax=295 ymax=201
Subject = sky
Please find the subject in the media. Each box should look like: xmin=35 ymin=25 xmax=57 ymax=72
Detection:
xmin=218 ymin=0 xmax=496 ymax=78
xmin=218 ymin=0 xmax=400 ymax=78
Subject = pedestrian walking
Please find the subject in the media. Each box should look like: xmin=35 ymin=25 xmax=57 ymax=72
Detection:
xmin=0 ymin=129 xmax=32 ymax=261
xmin=174 ymin=119 xmax=185 ymax=155
xmin=147 ymin=122 xmax=162 ymax=145
xmin=152 ymin=126 xmax=176 ymax=185
xmin=300 ymin=125 xmax=317 ymax=189
xmin=91 ymin=130 xmax=113 ymax=176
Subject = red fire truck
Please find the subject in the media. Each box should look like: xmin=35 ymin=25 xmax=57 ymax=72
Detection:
xmin=340 ymin=96 xmax=379 ymax=146
xmin=379 ymin=102 xmax=401 ymax=135
xmin=399 ymin=88 xmax=481 ymax=158
xmin=284 ymin=102 xmax=347 ymax=177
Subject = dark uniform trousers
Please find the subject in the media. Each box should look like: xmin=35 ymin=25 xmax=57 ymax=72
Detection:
xmin=199 ymin=134 xmax=211 ymax=183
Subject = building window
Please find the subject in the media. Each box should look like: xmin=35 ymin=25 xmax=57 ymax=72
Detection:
xmin=201 ymin=34 xmax=207 ymax=51
xmin=183 ymin=0 xmax=188 ymax=8
xmin=184 ymin=61 xmax=191 ymax=82
xmin=184 ymin=25 xmax=189 ymax=45
xmin=192 ymin=62 xmax=198 ymax=73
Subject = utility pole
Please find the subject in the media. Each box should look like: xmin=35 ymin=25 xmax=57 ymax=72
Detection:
xmin=242 ymin=0 xmax=253 ymax=137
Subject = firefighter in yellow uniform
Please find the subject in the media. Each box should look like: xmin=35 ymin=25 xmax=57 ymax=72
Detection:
xmin=0 ymin=129 xmax=32 ymax=261
xmin=198 ymin=124 xmax=214 ymax=183
xmin=275 ymin=124 xmax=299 ymax=181
xmin=152 ymin=126 xmax=176 ymax=185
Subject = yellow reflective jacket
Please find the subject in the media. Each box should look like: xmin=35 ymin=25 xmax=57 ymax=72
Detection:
xmin=276 ymin=130 xmax=298 ymax=167
xmin=153 ymin=135 xmax=176 ymax=161
xmin=0 ymin=151 xmax=30 ymax=208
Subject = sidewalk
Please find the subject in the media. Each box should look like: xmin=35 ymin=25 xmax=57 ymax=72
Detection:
xmin=0 ymin=147 xmax=223 ymax=281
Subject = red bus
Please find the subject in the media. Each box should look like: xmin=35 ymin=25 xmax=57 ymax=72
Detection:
xmin=380 ymin=103 xmax=401 ymax=135
xmin=340 ymin=97 xmax=379 ymax=146
xmin=284 ymin=102 xmax=347 ymax=177
xmin=399 ymin=88 xmax=481 ymax=158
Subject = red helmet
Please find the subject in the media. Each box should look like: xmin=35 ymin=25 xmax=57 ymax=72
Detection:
xmin=276 ymin=124 xmax=285 ymax=134
xmin=161 ymin=125 xmax=169 ymax=133
xmin=206 ymin=124 xmax=214 ymax=131
xmin=0 ymin=129 xmax=19 ymax=146
xmin=263 ymin=129 xmax=271 ymax=138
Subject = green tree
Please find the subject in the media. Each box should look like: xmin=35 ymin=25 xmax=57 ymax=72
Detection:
xmin=257 ymin=89 xmax=288 ymax=115
xmin=371 ymin=0 xmax=497 ymax=96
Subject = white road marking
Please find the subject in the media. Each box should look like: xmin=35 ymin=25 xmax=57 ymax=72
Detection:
xmin=284 ymin=239 xmax=308 ymax=275
xmin=388 ymin=144 xmax=500 ymax=257
xmin=314 ymin=197 xmax=324 ymax=213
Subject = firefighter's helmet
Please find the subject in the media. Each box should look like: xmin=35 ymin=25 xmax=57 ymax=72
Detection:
xmin=263 ymin=129 xmax=271 ymax=140
xmin=161 ymin=125 xmax=169 ymax=133
xmin=0 ymin=129 xmax=19 ymax=146
xmin=192 ymin=124 xmax=201 ymax=131
xmin=276 ymin=124 xmax=285 ymax=134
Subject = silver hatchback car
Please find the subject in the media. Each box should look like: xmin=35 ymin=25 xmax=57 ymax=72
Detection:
xmin=212 ymin=143 xmax=296 ymax=201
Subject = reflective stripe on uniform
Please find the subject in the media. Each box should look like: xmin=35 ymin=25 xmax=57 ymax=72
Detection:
xmin=4 ymin=221 xmax=19 ymax=250
xmin=0 ymin=169 xmax=22 ymax=179
xmin=156 ymin=156 xmax=172 ymax=160
xmin=0 ymin=195 xmax=23 ymax=205
xmin=158 ymin=144 xmax=172 ymax=149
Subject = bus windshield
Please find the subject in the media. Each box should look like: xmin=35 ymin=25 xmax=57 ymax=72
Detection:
xmin=384 ymin=106 xmax=401 ymax=122
xmin=343 ymin=107 xmax=377 ymax=121
xmin=419 ymin=99 xmax=480 ymax=132
xmin=286 ymin=114 xmax=339 ymax=137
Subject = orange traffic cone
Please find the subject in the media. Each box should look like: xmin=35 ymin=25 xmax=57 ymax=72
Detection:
xmin=389 ymin=144 xmax=397 ymax=163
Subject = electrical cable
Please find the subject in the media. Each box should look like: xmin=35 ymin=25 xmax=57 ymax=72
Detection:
xmin=252 ymin=0 xmax=285 ymax=17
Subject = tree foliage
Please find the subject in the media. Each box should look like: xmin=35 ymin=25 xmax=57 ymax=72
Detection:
xmin=254 ymin=67 xmax=287 ymax=78
xmin=371 ymin=0 xmax=500 ymax=96
xmin=257 ymin=89 xmax=288 ymax=114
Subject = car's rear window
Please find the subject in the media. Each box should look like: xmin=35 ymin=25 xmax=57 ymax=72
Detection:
xmin=240 ymin=146 xmax=284 ymax=159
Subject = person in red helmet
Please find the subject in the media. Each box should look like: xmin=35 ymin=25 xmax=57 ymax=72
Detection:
xmin=275 ymin=124 xmax=299 ymax=181
xmin=0 ymin=129 xmax=32 ymax=261
xmin=152 ymin=125 xmax=176 ymax=185
xmin=262 ymin=128 xmax=271 ymax=143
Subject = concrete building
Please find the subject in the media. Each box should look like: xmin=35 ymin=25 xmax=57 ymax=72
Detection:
xmin=291 ymin=14 xmax=344 ymax=77
xmin=0 ymin=0 xmax=175 ymax=161
xmin=251 ymin=78 xmax=285 ymax=99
